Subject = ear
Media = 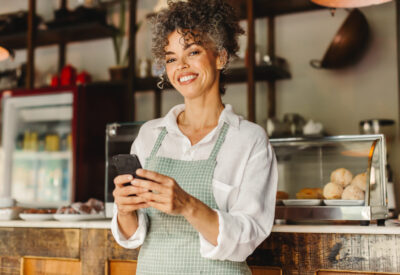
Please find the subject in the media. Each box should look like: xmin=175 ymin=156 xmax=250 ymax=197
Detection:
xmin=216 ymin=49 xmax=228 ymax=70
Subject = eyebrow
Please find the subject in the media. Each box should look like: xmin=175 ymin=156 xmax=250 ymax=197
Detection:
xmin=165 ymin=43 xmax=197 ymax=56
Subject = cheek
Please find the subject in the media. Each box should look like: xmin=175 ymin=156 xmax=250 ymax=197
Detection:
xmin=165 ymin=66 xmax=174 ymax=81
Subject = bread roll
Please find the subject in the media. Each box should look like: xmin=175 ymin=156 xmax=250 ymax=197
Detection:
xmin=276 ymin=191 xmax=289 ymax=200
xmin=351 ymin=172 xmax=367 ymax=191
xmin=323 ymin=182 xmax=343 ymax=199
xmin=330 ymin=168 xmax=353 ymax=187
xmin=296 ymin=188 xmax=323 ymax=199
xmin=341 ymin=185 xmax=365 ymax=200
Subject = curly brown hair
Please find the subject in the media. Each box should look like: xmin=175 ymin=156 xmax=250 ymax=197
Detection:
xmin=150 ymin=0 xmax=244 ymax=94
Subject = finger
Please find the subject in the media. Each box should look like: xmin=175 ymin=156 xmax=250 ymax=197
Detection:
xmin=114 ymin=174 xmax=133 ymax=186
xmin=118 ymin=203 xmax=148 ymax=213
xmin=132 ymin=178 xmax=167 ymax=194
xmin=136 ymin=169 xmax=172 ymax=185
xmin=138 ymin=191 xmax=170 ymax=203
xmin=121 ymin=186 xmax=149 ymax=196
xmin=116 ymin=195 xmax=148 ymax=205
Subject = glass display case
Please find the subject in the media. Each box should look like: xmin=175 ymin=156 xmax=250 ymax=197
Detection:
xmin=271 ymin=135 xmax=388 ymax=223
xmin=105 ymin=122 xmax=144 ymax=217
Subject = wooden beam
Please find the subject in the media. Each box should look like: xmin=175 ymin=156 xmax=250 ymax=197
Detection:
xmin=58 ymin=42 xmax=66 ymax=73
xmin=26 ymin=0 xmax=36 ymax=89
xmin=247 ymin=0 xmax=256 ymax=122
xmin=397 ymin=0 xmax=400 ymax=135
xmin=267 ymin=16 xmax=276 ymax=118
xmin=154 ymin=88 xmax=162 ymax=118
xmin=128 ymin=0 xmax=137 ymax=121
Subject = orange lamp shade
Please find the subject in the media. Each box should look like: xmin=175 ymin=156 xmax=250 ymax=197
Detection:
xmin=311 ymin=0 xmax=392 ymax=8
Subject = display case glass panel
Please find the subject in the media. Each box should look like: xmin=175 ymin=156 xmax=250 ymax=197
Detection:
xmin=105 ymin=122 xmax=144 ymax=217
xmin=271 ymin=135 xmax=387 ymax=221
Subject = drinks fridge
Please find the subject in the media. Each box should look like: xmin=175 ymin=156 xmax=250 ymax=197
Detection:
xmin=0 ymin=83 xmax=129 ymax=207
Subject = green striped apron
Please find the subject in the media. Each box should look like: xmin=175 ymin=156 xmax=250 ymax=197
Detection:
xmin=136 ymin=122 xmax=251 ymax=275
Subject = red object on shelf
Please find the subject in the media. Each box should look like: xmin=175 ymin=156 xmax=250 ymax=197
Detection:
xmin=60 ymin=65 xmax=77 ymax=86
xmin=76 ymin=71 xmax=92 ymax=85
xmin=50 ymin=75 xmax=60 ymax=87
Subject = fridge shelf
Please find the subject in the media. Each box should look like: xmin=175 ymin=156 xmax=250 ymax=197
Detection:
xmin=13 ymin=151 xmax=72 ymax=161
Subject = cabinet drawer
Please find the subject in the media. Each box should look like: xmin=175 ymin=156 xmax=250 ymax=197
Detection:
xmin=108 ymin=260 xmax=137 ymax=275
xmin=22 ymin=256 xmax=80 ymax=275
xmin=317 ymin=270 xmax=400 ymax=275
xmin=250 ymin=266 xmax=282 ymax=275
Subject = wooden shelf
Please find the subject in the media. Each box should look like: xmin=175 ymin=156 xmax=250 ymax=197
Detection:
xmin=0 ymin=22 xmax=117 ymax=50
xmin=229 ymin=0 xmax=325 ymax=19
xmin=129 ymin=64 xmax=291 ymax=91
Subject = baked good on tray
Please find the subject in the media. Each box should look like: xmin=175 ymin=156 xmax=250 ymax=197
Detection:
xmin=330 ymin=168 xmax=353 ymax=187
xmin=323 ymin=182 xmax=343 ymax=199
xmin=276 ymin=191 xmax=289 ymax=200
xmin=296 ymin=188 xmax=323 ymax=199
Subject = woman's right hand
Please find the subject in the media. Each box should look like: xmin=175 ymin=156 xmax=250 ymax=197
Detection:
xmin=113 ymin=174 xmax=149 ymax=217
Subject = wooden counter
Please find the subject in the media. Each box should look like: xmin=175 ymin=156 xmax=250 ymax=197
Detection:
xmin=0 ymin=220 xmax=399 ymax=275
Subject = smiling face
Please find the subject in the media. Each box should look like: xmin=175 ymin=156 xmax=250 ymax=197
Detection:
xmin=164 ymin=30 xmax=224 ymax=100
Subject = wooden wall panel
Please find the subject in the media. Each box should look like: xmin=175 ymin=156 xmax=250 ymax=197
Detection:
xmin=0 ymin=228 xmax=80 ymax=258
xmin=107 ymin=230 xmax=140 ymax=260
xmin=108 ymin=260 xmax=137 ymax=275
xmin=0 ymin=256 xmax=20 ymax=275
xmin=22 ymin=257 xmax=80 ymax=275
xmin=248 ymin=233 xmax=400 ymax=275
xmin=80 ymin=228 xmax=107 ymax=275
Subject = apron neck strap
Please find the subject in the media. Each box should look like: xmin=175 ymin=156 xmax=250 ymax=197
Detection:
xmin=149 ymin=127 xmax=168 ymax=158
xmin=208 ymin=122 xmax=229 ymax=161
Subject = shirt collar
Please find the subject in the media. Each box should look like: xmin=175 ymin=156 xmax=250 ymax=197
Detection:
xmin=151 ymin=103 xmax=240 ymax=133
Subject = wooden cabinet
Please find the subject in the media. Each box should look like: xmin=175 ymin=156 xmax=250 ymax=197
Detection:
xmin=317 ymin=271 xmax=400 ymax=275
xmin=250 ymin=266 xmax=282 ymax=275
xmin=107 ymin=260 xmax=137 ymax=275
xmin=22 ymin=257 xmax=81 ymax=275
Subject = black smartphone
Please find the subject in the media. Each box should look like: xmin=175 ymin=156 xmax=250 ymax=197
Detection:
xmin=111 ymin=154 xmax=144 ymax=186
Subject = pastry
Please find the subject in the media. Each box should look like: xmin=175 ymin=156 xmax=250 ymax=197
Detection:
xmin=341 ymin=184 xmax=365 ymax=200
xmin=351 ymin=172 xmax=367 ymax=191
xmin=296 ymin=188 xmax=323 ymax=199
xmin=330 ymin=168 xmax=353 ymax=187
xmin=323 ymin=182 xmax=343 ymax=199
xmin=276 ymin=191 xmax=289 ymax=200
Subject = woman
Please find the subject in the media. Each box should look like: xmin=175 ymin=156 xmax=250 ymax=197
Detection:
xmin=111 ymin=0 xmax=278 ymax=274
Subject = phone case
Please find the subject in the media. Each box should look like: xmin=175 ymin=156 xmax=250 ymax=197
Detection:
xmin=111 ymin=154 xmax=143 ymax=180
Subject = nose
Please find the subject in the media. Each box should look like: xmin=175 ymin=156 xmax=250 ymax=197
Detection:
xmin=176 ymin=56 xmax=189 ymax=70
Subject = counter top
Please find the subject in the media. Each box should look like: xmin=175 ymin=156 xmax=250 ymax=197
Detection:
xmin=0 ymin=219 xmax=112 ymax=229
xmin=1 ymin=219 xmax=400 ymax=234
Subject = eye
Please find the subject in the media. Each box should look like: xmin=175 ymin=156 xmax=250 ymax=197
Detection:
xmin=189 ymin=50 xmax=200 ymax=56
xmin=166 ymin=58 xmax=176 ymax=64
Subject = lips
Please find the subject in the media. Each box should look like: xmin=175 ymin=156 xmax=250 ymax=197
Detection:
xmin=178 ymin=73 xmax=198 ymax=84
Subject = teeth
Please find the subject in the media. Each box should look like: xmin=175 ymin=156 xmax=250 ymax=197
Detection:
xmin=179 ymin=75 xmax=197 ymax=82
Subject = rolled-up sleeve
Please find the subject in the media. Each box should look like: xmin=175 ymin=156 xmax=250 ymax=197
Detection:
xmin=111 ymin=205 xmax=149 ymax=249
xmin=199 ymin=135 xmax=278 ymax=261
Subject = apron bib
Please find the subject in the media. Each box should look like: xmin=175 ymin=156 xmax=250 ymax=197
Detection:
xmin=136 ymin=123 xmax=251 ymax=275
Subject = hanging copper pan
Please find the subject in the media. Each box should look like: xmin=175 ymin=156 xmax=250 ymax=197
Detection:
xmin=310 ymin=8 xmax=369 ymax=69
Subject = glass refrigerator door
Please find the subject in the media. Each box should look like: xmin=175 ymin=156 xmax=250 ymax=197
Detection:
xmin=1 ymin=93 xmax=73 ymax=207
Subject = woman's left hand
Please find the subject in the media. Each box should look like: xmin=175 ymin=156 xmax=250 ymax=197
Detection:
xmin=133 ymin=169 xmax=193 ymax=216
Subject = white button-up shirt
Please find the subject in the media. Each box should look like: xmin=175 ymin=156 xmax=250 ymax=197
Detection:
xmin=111 ymin=104 xmax=278 ymax=262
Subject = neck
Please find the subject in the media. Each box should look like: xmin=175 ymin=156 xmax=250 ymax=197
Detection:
xmin=178 ymin=96 xmax=224 ymax=131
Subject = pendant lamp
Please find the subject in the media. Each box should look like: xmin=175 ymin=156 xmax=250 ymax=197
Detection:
xmin=311 ymin=0 xmax=392 ymax=8
xmin=0 ymin=46 xmax=14 ymax=62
